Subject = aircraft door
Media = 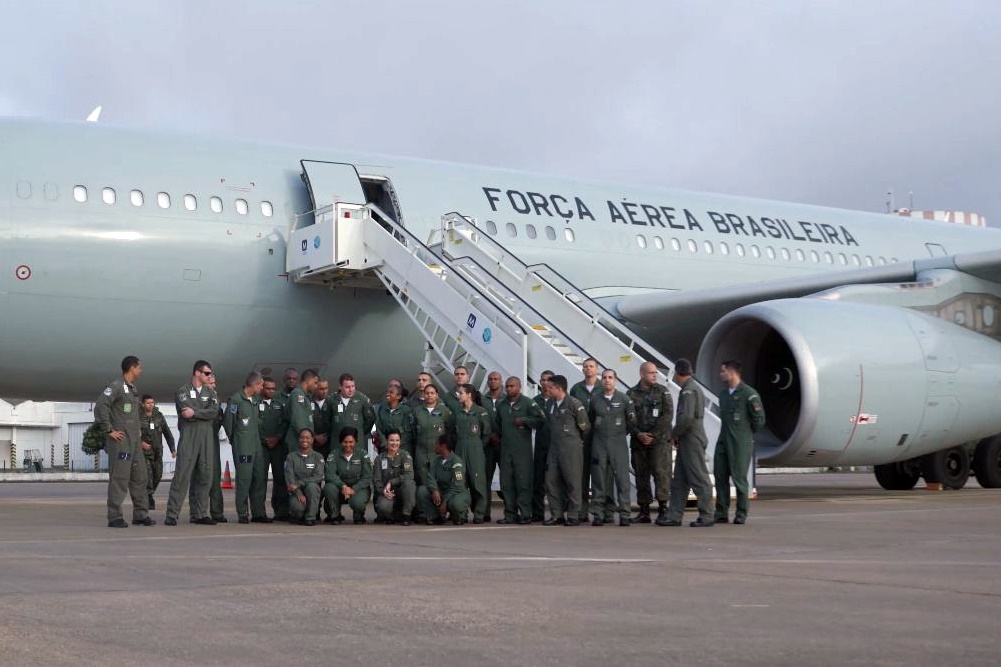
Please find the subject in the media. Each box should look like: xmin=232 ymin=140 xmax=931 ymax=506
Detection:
xmin=300 ymin=160 xmax=366 ymax=212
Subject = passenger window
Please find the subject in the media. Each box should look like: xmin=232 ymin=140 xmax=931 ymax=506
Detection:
xmin=687 ymin=239 xmax=698 ymax=253
xmin=545 ymin=226 xmax=556 ymax=240
xmin=526 ymin=224 xmax=537 ymax=239
xmin=210 ymin=196 xmax=223 ymax=213
xmin=750 ymin=245 xmax=761 ymax=258
xmin=670 ymin=238 xmax=681 ymax=251
xmin=864 ymin=255 xmax=874 ymax=266
xmin=719 ymin=241 xmax=729 ymax=256
xmin=505 ymin=222 xmax=517 ymax=237
xmin=157 ymin=192 xmax=170 ymax=209
xmin=795 ymin=249 xmax=805 ymax=262
xmin=102 ymin=187 xmax=116 ymax=205
xmin=73 ymin=185 xmax=88 ymax=203
xmin=485 ymin=220 xmax=497 ymax=235
xmin=636 ymin=235 xmax=647 ymax=249
xmin=261 ymin=201 xmax=274 ymax=217
xmin=236 ymin=198 xmax=249 ymax=215
xmin=735 ymin=243 xmax=745 ymax=257
xmin=16 ymin=181 xmax=31 ymax=199
xmin=810 ymin=250 xmax=820 ymax=263
xmin=653 ymin=236 xmax=664 ymax=250
xmin=823 ymin=251 xmax=833 ymax=264
xmin=184 ymin=194 xmax=197 ymax=211
xmin=780 ymin=248 xmax=790 ymax=261
xmin=564 ymin=228 xmax=575 ymax=242
xmin=851 ymin=254 xmax=861 ymax=266
xmin=44 ymin=183 xmax=59 ymax=201
xmin=838 ymin=253 xmax=847 ymax=265
xmin=130 ymin=190 xmax=144 ymax=207
xmin=703 ymin=240 xmax=714 ymax=254
xmin=878 ymin=256 xmax=887 ymax=265
xmin=765 ymin=246 xmax=776 ymax=259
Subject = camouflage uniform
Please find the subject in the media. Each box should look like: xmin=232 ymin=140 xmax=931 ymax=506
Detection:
xmin=628 ymin=380 xmax=673 ymax=522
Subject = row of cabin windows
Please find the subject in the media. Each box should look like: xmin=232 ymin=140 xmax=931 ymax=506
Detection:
xmin=483 ymin=220 xmax=896 ymax=266
xmin=69 ymin=185 xmax=273 ymax=217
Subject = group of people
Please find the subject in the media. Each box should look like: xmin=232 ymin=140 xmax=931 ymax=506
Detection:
xmin=93 ymin=354 xmax=766 ymax=530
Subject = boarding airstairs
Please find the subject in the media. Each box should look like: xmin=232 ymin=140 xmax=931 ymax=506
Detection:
xmin=285 ymin=202 xmax=750 ymax=498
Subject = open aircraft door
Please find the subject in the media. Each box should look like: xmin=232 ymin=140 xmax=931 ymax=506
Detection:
xmin=300 ymin=160 xmax=365 ymax=212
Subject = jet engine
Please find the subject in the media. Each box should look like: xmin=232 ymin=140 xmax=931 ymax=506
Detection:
xmin=696 ymin=298 xmax=1001 ymax=474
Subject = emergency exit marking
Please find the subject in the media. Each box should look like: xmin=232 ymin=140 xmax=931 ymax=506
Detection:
xmin=15 ymin=265 xmax=31 ymax=280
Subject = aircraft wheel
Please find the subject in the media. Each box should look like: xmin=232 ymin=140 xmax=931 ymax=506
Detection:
xmin=921 ymin=446 xmax=970 ymax=490
xmin=973 ymin=437 xmax=1001 ymax=488
xmin=873 ymin=460 xmax=920 ymax=490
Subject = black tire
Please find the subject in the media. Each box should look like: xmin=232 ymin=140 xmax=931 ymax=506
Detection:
xmin=973 ymin=437 xmax=1001 ymax=488
xmin=920 ymin=446 xmax=970 ymax=490
xmin=873 ymin=460 xmax=920 ymax=490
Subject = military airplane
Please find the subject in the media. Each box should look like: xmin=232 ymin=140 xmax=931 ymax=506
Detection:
xmin=2 ymin=118 xmax=1000 ymax=491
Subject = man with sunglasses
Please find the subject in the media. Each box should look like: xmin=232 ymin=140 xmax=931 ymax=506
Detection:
xmin=165 ymin=360 xmax=221 ymax=526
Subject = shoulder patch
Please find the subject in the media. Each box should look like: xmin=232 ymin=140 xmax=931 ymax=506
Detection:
xmin=229 ymin=404 xmax=239 ymax=413
xmin=297 ymin=394 xmax=305 ymax=403
xmin=103 ymin=387 xmax=113 ymax=396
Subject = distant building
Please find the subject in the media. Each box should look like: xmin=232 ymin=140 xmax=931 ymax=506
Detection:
xmin=895 ymin=209 xmax=987 ymax=227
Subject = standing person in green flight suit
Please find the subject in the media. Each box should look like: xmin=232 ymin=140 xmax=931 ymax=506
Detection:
xmin=412 ymin=384 xmax=454 ymax=509
xmin=139 ymin=394 xmax=175 ymax=510
xmin=495 ymin=376 xmax=545 ymax=524
xmin=588 ymin=369 xmax=637 ymax=527
xmin=258 ymin=377 xmax=288 ymax=521
xmin=222 ymin=372 xmax=266 ymax=524
xmin=531 ymin=370 xmax=554 ymax=522
xmin=714 ymin=360 xmax=766 ymax=525
xmin=453 ymin=383 xmax=492 ymax=524
xmin=283 ymin=369 xmax=318 ymax=456
xmin=662 ymin=359 xmax=715 ymax=527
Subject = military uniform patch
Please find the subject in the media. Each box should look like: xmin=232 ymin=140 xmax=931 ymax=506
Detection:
xmin=103 ymin=387 xmax=113 ymax=397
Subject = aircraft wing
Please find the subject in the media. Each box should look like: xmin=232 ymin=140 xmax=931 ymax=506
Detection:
xmin=602 ymin=249 xmax=1001 ymax=361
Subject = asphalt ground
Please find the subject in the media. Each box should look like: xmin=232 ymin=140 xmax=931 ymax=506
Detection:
xmin=0 ymin=473 xmax=998 ymax=666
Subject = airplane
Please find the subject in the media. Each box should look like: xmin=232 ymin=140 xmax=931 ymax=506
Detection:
xmin=2 ymin=117 xmax=1001 ymax=493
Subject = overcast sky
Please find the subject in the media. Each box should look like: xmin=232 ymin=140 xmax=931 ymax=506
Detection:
xmin=3 ymin=1 xmax=999 ymax=220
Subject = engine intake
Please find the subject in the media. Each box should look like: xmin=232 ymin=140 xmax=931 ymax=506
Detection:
xmin=696 ymin=298 xmax=1001 ymax=467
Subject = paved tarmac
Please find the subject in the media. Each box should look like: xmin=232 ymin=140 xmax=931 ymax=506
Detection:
xmin=0 ymin=473 xmax=998 ymax=666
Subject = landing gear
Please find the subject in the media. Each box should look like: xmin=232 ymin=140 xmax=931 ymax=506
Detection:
xmin=920 ymin=446 xmax=970 ymax=490
xmin=973 ymin=437 xmax=1001 ymax=488
xmin=873 ymin=460 xmax=921 ymax=490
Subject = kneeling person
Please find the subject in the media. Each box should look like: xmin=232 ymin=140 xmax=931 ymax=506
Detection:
xmin=373 ymin=430 xmax=416 ymax=525
xmin=417 ymin=436 xmax=471 ymax=525
xmin=285 ymin=428 xmax=325 ymax=526
xmin=323 ymin=426 xmax=373 ymax=524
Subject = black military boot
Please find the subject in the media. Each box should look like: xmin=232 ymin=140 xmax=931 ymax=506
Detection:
xmin=655 ymin=503 xmax=670 ymax=526
xmin=634 ymin=505 xmax=651 ymax=524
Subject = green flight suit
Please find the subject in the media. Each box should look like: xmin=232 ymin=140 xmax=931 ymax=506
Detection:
xmin=373 ymin=449 xmax=416 ymax=520
xmin=714 ymin=382 xmax=765 ymax=522
xmin=331 ymin=392 xmax=376 ymax=451
xmin=375 ymin=401 xmax=416 ymax=457
xmin=481 ymin=393 xmax=504 ymax=520
xmin=588 ymin=389 xmax=637 ymax=522
xmin=628 ymin=381 xmax=674 ymax=510
xmin=285 ymin=449 xmax=326 ymax=520
xmin=323 ymin=448 xmax=373 ymax=520
xmin=667 ymin=377 xmax=714 ymax=523
xmin=312 ymin=398 xmax=334 ymax=459
xmin=166 ymin=382 xmax=219 ymax=522
xmin=545 ymin=396 xmax=590 ymax=520
xmin=496 ymin=394 xmax=545 ymax=522
xmin=417 ymin=452 xmax=470 ymax=521
xmin=454 ymin=404 xmax=492 ymax=521
xmin=413 ymin=403 xmax=454 ymax=488
xmin=140 ymin=407 xmax=175 ymax=502
xmin=531 ymin=392 xmax=550 ymax=520
xmin=94 ymin=378 xmax=149 ymax=523
xmin=223 ymin=390 xmax=267 ymax=521
xmin=283 ymin=386 xmax=315 ymax=455
xmin=441 ymin=390 xmax=461 ymax=417
xmin=570 ymin=380 xmax=610 ymax=520
xmin=258 ymin=395 xmax=289 ymax=519
xmin=191 ymin=406 xmax=225 ymax=520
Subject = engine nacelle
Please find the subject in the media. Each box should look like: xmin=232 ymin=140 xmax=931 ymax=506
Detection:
xmin=696 ymin=299 xmax=1001 ymax=467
